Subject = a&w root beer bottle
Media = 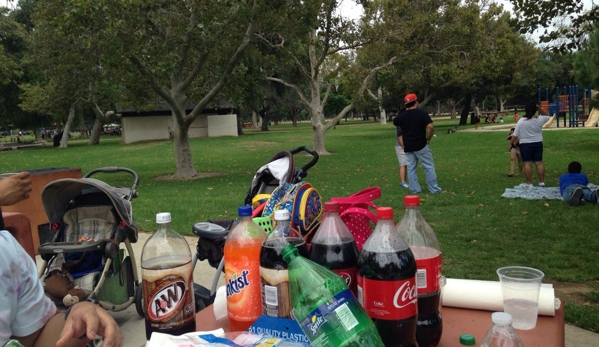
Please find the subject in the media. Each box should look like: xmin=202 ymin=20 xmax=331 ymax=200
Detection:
xmin=141 ymin=212 xmax=196 ymax=340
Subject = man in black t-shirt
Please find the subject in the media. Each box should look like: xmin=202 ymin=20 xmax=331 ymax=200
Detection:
xmin=393 ymin=94 xmax=442 ymax=194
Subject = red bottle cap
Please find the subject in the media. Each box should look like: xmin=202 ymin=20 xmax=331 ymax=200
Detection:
xmin=404 ymin=195 xmax=420 ymax=207
xmin=323 ymin=201 xmax=340 ymax=213
xmin=376 ymin=207 xmax=393 ymax=219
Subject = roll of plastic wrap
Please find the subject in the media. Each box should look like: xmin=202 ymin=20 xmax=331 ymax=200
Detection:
xmin=441 ymin=278 xmax=560 ymax=316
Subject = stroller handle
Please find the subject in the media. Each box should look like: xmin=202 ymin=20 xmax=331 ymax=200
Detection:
xmin=84 ymin=167 xmax=140 ymax=200
xmin=290 ymin=146 xmax=319 ymax=181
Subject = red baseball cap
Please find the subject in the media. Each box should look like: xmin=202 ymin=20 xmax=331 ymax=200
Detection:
xmin=404 ymin=93 xmax=418 ymax=105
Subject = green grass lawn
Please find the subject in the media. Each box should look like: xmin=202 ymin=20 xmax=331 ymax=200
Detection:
xmin=2 ymin=118 xmax=598 ymax=331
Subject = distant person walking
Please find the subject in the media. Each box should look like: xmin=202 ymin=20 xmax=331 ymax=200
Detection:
xmin=474 ymin=102 xmax=481 ymax=130
xmin=393 ymin=94 xmax=442 ymax=194
xmin=509 ymin=102 xmax=556 ymax=187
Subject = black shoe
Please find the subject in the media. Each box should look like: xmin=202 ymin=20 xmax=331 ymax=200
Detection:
xmin=569 ymin=187 xmax=583 ymax=206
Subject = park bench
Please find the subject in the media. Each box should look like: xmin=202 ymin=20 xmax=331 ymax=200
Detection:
xmin=575 ymin=111 xmax=589 ymax=127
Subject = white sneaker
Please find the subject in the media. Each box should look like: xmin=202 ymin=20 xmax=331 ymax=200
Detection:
xmin=538 ymin=182 xmax=546 ymax=187
xmin=522 ymin=183 xmax=533 ymax=189
xmin=400 ymin=182 xmax=409 ymax=188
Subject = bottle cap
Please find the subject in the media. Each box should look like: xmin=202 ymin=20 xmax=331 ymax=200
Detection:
xmin=491 ymin=312 xmax=513 ymax=326
xmin=376 ymin=207 xmax=393 ymax=219
xmin=459 ymin=334 xmax=475 ymax=345
xmin=404 ymin=195 xmax=420 ymax=207
xmin=238 ymin=205 xmax=252 ymax=217
xmin=323 ymin=201 xmax=340 ymax=213
xmin=156 ymin=212 xmax=171 ymax=224
xmin=274 ymin=209 xmax=290 ymax=221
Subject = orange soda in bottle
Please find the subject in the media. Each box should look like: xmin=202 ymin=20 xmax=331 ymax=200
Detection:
xmin=224 ymin=206 xmax=267 ymax=331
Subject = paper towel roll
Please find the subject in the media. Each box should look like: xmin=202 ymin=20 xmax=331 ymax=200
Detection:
xmin=213 ymin=285 xmax=228 ymax=321
xmin=441 ymin=278 xmax=560 ymax=316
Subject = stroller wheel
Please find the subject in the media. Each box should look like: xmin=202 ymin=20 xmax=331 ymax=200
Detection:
xmin=134 ymin=285 xmax=145 ymax=318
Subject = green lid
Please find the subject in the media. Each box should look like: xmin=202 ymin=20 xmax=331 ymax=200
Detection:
xmin=460 ymin=334 xmax=475 ymax=346
xmin=281 ymin=244 xmax=298 ymax=263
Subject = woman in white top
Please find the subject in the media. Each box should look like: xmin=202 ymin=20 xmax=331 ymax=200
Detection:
xmin=510 ymin=102 xmax=556 ymax=187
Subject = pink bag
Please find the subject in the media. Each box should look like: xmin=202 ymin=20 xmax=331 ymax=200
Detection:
xmin=331 ymin=187 xmax=381 ymax=251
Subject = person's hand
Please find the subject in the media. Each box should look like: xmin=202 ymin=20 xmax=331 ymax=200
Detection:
xmin=0 ymin=171 xmax=32 ymax=206
xmin=56 ymin=302 xmax=124 ymax=347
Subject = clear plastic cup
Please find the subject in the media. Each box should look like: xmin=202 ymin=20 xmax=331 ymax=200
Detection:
xmin=496 ymin=266 xmax=544 ymax=330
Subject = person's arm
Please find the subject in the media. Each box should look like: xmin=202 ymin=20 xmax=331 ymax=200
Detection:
xmin=398 ymin=135 xmax=404 ymax=148
xmin=0 ymin=172 xmax=32 ymax=206
xmin=17 ymin=302 xmax=124 ymax=347
xmin=426 ymin=123 xmax=434 ymax=144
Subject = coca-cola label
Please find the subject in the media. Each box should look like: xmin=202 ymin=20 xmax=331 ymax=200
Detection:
xmin=415 ymin=254 xmax=442 ymax=294
xmin=299 ymin=289 xmax=360 ymax=340
xmin=357 ymin=276 xmax=418 ymax=320
xmin=331 ymin=267 xmax=357 ymax=295
xmin=146 ymin=277 xmax=188 ymax=322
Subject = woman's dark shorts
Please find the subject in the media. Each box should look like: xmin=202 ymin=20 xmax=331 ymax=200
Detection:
xmin=519 ymin=141 xmax=543 ymax=163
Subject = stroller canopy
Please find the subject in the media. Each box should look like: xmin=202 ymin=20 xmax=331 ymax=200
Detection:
xmin=41 ymin=177 xmax=136 ymax=231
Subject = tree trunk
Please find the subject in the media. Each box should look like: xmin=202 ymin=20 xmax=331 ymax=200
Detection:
xmin=459 ymin=94 xmax=472 ymax=125
xmin=171 ymin=113 xmax=197 ymax=179
xmin=252 ymin=111 xmax=259 ymax=128
xmin=436 ymin=100 xmax=441 ymax=116
xmin=88 ymin=103 xmax=109 ymax=145
xmin=312 ymin=123 xmax=327 ymax=154
xmin=377 ymin=88 xmax=387 ymax=125
xmin=59 ymin=107 xmax=76 ymax=148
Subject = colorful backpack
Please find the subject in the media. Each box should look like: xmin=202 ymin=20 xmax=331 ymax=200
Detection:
xmin=262 ymin=181 xmax=322 ymax=240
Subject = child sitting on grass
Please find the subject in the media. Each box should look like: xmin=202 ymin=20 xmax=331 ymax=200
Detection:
xmin=559 ymin=161 xmax=598 ymax=206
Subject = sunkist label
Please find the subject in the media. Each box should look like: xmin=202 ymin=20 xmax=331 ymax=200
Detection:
xmin=357 ymin=276 xmax=418 ymax=320
xmin=226 ymin=270 xmax=251 ymax=296
xmin=415 ymin=254 xmax=442 ymax=294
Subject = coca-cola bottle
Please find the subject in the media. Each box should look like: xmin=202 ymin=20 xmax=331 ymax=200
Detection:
xmin=357 ymin=206 xmax=418 ymax=347
xmin=141 ymin=212 xmax=196 ymax=340
xmin=397 ymin=195 xmax=443 ymax=347
xmin=260 ymin=209 xmax=308 ymax=318
xmin=309 ymin=201 xmax=360 ymax=296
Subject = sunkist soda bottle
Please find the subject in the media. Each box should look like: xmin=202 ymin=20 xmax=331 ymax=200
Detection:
xmin=357 ymin=206 xmax=418 ymax=347
xmin=141 ymin=212 xmax=196 ymax=341
xmin=309 ymin=201 xmax=360 ymax=296
xmin=260 ymin=209 xmax=308 ymax=318
xmin=282 ymin=244 xmax=384 ymax=347
xmin=224 ymin=206 xmax=267 ymax=331
xmin=397 ymin=195 xmax=443 ymax=347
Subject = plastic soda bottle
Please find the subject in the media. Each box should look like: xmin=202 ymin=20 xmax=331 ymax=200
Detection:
xmin=224 ymin=206 xmax=268 ymax=331
xmin=357 ymin=207 xmax=418 ymax=347
xmin=141 ymin=212 xmax=196 ymax=340
xmin=308 ymin=201 xmax=360 ymax=296
xmin=282 ymin=244 xmax=384 ymax=347
xmin=480 ymin=312 xmax=524 ymax=347
xmin=397 ymin=195 xmax=443 ymax=347
xmin=260 ymin=209 xmax=308 ymax=318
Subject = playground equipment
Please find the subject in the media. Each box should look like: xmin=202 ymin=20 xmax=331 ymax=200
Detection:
xmin=537 ymin=86 xmax=594 ymax=127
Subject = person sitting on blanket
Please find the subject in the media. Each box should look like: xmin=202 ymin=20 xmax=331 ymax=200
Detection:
xmin=559 ymin=161 xmax=599 ymax=206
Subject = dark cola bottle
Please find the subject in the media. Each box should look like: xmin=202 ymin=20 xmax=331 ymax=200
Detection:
xmin=259 ymin=209 xmax=308 ymax=318
xmin=309 ymin=201 xmax=360 ymax=296
xmin=397 ymin=195 xmax=443 ymax=347
xmin=357 ymin=206 xmax=418 ymax=347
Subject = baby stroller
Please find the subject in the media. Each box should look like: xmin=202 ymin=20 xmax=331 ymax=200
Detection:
xmin=37 ymin=167 xmax=141 ymax=315
xmin=189 ymin=146 xmax=320 ymax=313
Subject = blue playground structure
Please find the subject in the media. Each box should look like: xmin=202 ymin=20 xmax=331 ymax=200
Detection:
xmin=538 ymin=86 xmax=593 ymax=127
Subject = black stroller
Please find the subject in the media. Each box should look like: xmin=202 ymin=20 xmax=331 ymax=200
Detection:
xmin=189 ymin=146 xmax=320 ymax=312
xmin=37 ymin=167 xmax=142 ymax=315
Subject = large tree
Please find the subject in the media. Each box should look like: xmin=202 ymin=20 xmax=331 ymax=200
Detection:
xmin=263 ymin=0 xmax=396 ymax=154
xmin=32 ymin=0 xmax=282 ymax=178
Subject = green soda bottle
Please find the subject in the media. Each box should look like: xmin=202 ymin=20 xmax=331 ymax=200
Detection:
xmin=281 ymin=244 xmax=384 ymax=347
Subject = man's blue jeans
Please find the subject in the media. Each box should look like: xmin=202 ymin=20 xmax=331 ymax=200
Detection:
xmin=406 ymin=145 xmax=442 ymax=194
xmin=562 ymin=184 xmax=598 ymax=203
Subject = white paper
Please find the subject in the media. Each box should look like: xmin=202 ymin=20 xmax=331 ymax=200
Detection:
xmin=441 ymin=278 xmax=560 ymax=316
xmin=213 ymin=285 xmax=228 ymax=321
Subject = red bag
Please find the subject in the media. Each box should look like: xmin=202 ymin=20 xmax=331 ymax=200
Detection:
xmin=331 ymin=187 xmax=381 ymax=251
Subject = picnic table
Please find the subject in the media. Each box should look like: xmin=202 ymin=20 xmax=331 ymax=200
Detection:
xmin=481 ymin=111 xmax=508 ymax=123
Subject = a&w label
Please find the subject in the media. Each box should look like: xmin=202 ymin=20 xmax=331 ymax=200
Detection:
xmin=146 ymin=274 xmax=194 ymax=323
xmin=357 ymin=276 xmax=417 ymax=320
